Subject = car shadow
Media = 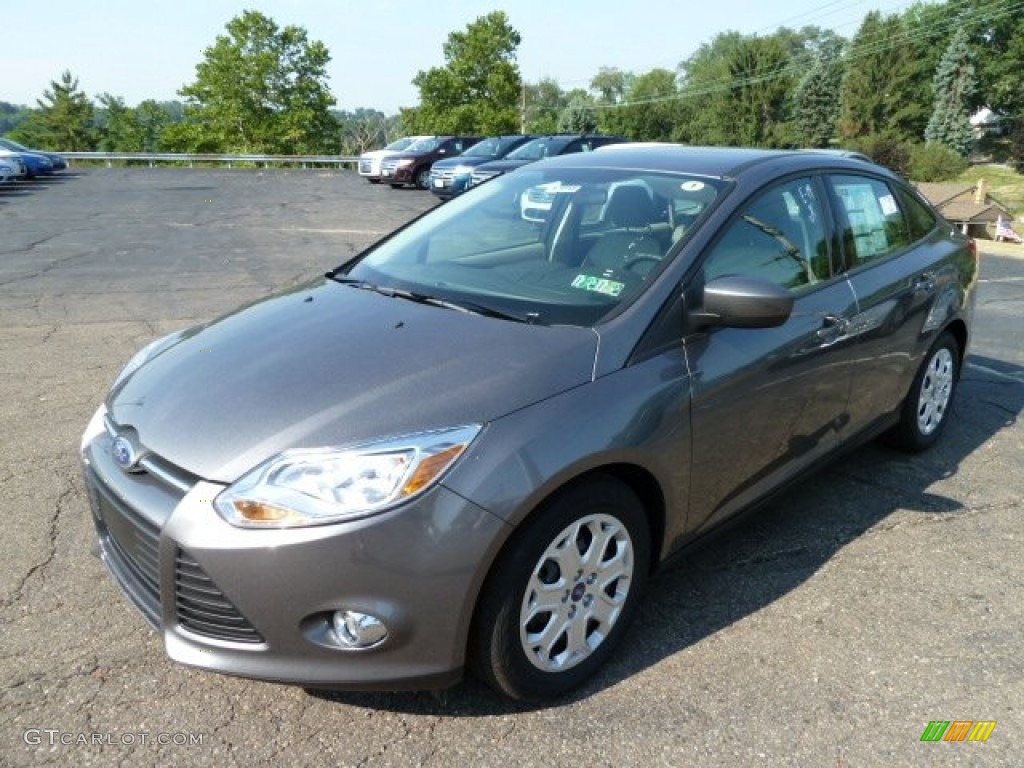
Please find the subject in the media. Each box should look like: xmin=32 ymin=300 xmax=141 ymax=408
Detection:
xmin=307 ymin=353 xmax=1022 ymax=714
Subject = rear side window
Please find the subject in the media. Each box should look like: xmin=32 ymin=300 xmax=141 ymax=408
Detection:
xmin=895 ymin=186 xmax=938 ymax=240
xmin=828 ymin=175 xmax=911 ymax=267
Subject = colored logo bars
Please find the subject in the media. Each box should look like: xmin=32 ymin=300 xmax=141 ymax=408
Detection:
xmin=920 ymin=721 xmax=997 ymax=742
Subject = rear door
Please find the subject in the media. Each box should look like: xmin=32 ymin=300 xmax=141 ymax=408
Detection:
xmin=684 ymin=176 xmax=860 ymax=532
xmin=824 ymin=174 xmax=952 ymax=431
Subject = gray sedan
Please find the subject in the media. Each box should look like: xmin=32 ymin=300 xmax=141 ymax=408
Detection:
xmin=81 ymin=146 xmax=977 ymax=701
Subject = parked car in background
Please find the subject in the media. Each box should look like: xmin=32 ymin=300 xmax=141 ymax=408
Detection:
xmin=469 ymin=134 xmax=628 ymax=187
xmin=380 ymin=135 xmax=482 ymax=189
xmin=82 ymin=145 xmax=977 ymax=702
xmin=357 ymin=136 xmax=430 ymax=184
xmin=0 ymin=150 xmax=27 ymax=182
xmin=428 ymin=135 xmax=536 ymax=199
xmin=0 ymin=138 xmax=67 ymax=172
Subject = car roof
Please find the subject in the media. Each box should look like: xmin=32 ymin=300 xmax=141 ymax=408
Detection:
xmin=529 ymin=144 xmax=895 ymax=180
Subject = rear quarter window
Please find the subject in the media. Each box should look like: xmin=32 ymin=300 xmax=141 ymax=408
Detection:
xmin=895 ymin=186 xmax=939 ymax=241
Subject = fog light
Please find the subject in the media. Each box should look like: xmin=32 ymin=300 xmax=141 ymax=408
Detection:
xmin=332 ymin=610 xmax=388 ymax=649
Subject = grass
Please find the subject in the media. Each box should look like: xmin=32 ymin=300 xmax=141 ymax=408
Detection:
xmin=954 ymin=162 xmax=1024 ymax=218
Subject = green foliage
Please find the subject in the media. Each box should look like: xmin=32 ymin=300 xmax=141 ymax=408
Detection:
xmin=676 ymin=30 xmax=800 ymax=147
xmin=1010 ymin=123 xmax=1024 ymax=175
xmin=599 ymin=69 xmax=679 ymax=141
xmin=334 ymin=108 xmax=397 ymax=155
xmin=909 ymin=141 xmax=970 ymax=180
xmin=19 ymin=70 xmax=96 ymax=150
xmin=524 ymin=78 xmax=569 ymax=134
xmin=846 ymin=133 xmax=913 ymax=176
xmin=965 ymin=0 xmax=1024 ymax=117
xmin=0 ymin=101 xmax=35 ymax=136
xmin=177 ymin=10 xmax=337 ymax=154
xmin=925 ymin=27 xmax=976 ymax=156
xmin=590 ymin=68 xmax=633 ymax=105
xmin=557 ymin=98 xmax=598 ymax=134
xmin=407 ymin=11 xmax=522 ymax=135
xmin=793 ymin=38 xmax=844 ymax=147
xmin=839 ymin=12 xmax=925 ymax=142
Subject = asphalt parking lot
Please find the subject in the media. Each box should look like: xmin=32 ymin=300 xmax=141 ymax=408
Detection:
xmin=1 ymin=168 xmax=1021 ymax=767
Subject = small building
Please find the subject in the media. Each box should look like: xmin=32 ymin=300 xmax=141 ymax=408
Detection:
xmin=915 ymin=179 xmax=1016 ymax=240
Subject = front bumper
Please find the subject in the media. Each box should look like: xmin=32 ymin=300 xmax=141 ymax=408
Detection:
xmin=380 ymin=164 xmax=415 ymax=183
xmin=81 ymin=409 xmax=511 ymax=689
xmin=429 ymin=172 xmax=472 ymax=199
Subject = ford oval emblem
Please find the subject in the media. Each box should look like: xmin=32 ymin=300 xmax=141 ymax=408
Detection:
xmin=111 ymin=436 xmax=137 ymax=470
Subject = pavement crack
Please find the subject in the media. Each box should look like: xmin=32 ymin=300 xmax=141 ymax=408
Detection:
xmin=0 ymin=473 xmax=73 ymax=609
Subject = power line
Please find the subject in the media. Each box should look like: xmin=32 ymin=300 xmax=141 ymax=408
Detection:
xmin=583 ymin=0 xmax=1023 ymax=111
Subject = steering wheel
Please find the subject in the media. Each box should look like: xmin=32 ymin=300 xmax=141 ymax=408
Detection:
xmin=622 ymin=255 xmax=662 ymax=276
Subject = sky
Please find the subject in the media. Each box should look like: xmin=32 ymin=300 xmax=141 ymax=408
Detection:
xmin=1 ymin=0 xmax=921 ymax=114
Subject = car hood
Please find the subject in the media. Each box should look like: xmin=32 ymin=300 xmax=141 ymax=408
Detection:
xmin=109 ymin=279 xmax=598 ymax=483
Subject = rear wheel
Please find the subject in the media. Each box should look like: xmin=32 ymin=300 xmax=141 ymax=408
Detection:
xmin=471 ymin=476 xmax=650 ymax=701
xmin=890 ymin=331 xmax=959 ymax=452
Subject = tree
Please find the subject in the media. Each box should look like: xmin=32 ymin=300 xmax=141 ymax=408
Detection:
xmin=590 ymin=67 xmax=633 ymax=105
xmin=557 ymin=97 xmax=597 ymax=133
xmin=839 ymin=12 xmax=926 ymax=142
xmin=793 ymin=38 xmax=844 ymax=147
xmin=176 ymin=10 xmax=337 ymax=154
xmin=523 ymin=78 xmax=568 ymax=134
xmin=925 ymin=27 xmax=977 ymax=156
xmin=21 ymin=70 xmax=95 ymax=150
xmin=96 ymin=94 xmax=142 ymax=151
xmin=601 ymin=68 xmax=680 ymax=141
xmin=406 ymin=11 xmax=522 ymax=134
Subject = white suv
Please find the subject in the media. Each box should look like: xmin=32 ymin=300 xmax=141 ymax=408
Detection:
xmin=357 ymin=136 xmax=430 ymax=184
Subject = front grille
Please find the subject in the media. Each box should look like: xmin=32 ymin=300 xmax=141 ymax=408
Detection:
xmin=358 ymin=159 xmax=372 ymax=173
xmin=380 ymin=159 xmax=399 ymax=173
xmin=433 ymin=168 xmax=455 ymax=181
xmin=175 ymin=549 xmax=264 ymax=644
xmin=90 ymin=473 xmax=162 ymax=626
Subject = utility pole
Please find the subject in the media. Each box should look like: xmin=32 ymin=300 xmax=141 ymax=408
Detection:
xmin=520 ymin=85 xmax=527 ymax=133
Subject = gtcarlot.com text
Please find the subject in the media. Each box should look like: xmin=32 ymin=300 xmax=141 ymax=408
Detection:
xmin=24 ymin=729 xmax=204 ymax=747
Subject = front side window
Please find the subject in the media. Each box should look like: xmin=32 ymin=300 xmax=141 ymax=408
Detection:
xmin=340 ymin=169 xmax=723 ymax=327
xmin=828 ymin=175 xmax=911 ymax=267
xmin=703 ymin=177 xmax=831 ymax=292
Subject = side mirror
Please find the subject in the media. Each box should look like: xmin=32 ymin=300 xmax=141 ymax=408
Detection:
xmin=690 ymin=276 xmax=794 ymax=329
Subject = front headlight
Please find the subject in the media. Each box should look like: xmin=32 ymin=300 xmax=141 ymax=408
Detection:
xmin=396 ymin=158 xmax=415 ymax=167
xmin=214 ymin=425 xmax=481 ymax=528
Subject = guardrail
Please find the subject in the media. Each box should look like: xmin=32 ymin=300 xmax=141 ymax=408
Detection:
xmin=61 ymin=152 xmax=360 ymax=168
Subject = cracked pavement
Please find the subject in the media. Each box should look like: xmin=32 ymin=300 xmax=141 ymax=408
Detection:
xmin=1 ymin=169 xmax=1022 ymax=767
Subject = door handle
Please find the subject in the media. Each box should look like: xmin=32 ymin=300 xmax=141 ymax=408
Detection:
xmin=816 ymin=314 xmax=849 ymax=343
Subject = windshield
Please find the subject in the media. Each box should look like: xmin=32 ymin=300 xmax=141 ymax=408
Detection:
xmin=506 ymin=138 xmax=569 ymax=162
xmin=338 ymin=167 xmax=723 ymax=327
xmin=406 ymin=137 xmax=442 ymax=152
xmin=461 ymin=138 xmax=511 ymax=158
xmin=384 ymin=137 xmax=418 ymax=151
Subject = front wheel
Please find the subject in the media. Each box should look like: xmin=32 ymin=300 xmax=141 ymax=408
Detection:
xmin=890 ymin=331 xmax=960 ymax=452
xmin=470 ymin=477 xmax=650 ymax=701
xmin=414 ymin=166 xmax=431 ymax=190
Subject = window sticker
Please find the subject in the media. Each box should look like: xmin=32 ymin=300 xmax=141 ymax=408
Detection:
xmin=879 ymin=194 xmax=899 ymax=217
xmin=571 ymin=274 xmax=625 ymax=297
xmin=681 ymin=181 xmax=705 ymax=192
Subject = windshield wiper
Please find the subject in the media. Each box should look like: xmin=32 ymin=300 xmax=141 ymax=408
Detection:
xmin=327 ymin=273 xmax=535 ymax=324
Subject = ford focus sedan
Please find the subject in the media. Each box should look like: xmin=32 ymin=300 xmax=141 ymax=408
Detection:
xmin=81 ymin=146 xmax=977 ymax=701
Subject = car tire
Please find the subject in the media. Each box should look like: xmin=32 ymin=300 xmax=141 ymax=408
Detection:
xmin=389 ymin=184 xmax=403 ymax=189
xmin=470 ymin=476 xmax=650 ymax=701
xmin=889 ymin=331 xmax=960 ymax=452
xmin=368 ymin=178 xmax=381 ymax=184
xmin=414 ymin=166 xmax=431 ymax=190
